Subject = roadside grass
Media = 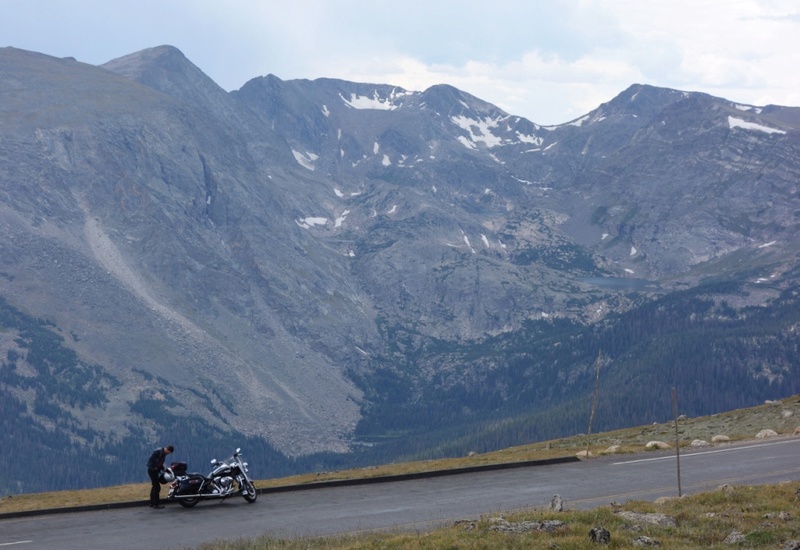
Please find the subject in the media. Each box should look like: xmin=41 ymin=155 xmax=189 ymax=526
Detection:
xmin=194 ymin=482 xmax=800 ymax=549
xmin=1 ymin=395 xmax=798 ymax=516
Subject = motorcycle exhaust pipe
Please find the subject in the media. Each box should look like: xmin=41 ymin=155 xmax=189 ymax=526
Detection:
xmin=171 ymin=491 xmax=232 ymax=499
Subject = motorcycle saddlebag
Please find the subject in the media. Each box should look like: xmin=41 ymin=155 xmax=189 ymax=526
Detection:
xmin=175 ymin=474 xmax=204 ymax=495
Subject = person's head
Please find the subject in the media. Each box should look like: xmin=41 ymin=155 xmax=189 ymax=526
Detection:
xmin=165 ymin=445 xmax=174 ymax=454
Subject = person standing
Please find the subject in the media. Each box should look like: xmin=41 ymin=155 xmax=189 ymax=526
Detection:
xmin=146 ymin=445 xmax=174 ymax=508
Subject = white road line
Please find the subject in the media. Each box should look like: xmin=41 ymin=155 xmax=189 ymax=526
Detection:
xmin=611 ymin=438 xmax=800 ymax=465
xmin=0 ymin=542 xmax=33 ymax=547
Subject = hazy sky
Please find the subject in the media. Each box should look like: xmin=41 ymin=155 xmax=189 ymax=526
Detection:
xmin=2 ymin=0 xmax=799 ymax=125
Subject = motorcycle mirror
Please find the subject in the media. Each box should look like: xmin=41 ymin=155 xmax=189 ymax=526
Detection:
xmin=235 ymin=448 xmax=241 ymax=453
xmin=210 ymin=459 xmax=217 ymax=465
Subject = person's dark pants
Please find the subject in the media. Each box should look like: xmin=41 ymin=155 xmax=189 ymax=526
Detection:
xmin=148 ymin=468 xmax=161 ymax=506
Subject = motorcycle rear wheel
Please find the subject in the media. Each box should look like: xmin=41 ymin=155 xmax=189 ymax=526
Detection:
xmin=178 ymin=497 xmax=200 ymax=508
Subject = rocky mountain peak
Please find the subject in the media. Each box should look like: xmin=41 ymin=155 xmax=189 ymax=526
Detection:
xmin=419 ymin=83 xmax=509 ymax=120
xmin=101 ymin=45 xmax=237 ymax=118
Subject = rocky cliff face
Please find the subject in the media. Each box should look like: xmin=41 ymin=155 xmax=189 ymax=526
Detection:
xmin=1 ymin=45 xmax=799 ymax=470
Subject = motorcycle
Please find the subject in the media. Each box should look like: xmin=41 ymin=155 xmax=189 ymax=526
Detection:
xmin=165 ymin=447 xmax=257 ymax=507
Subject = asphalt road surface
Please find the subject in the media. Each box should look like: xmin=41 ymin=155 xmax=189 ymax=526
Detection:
xmin=2 ymin=437 xmax=799 ymax=549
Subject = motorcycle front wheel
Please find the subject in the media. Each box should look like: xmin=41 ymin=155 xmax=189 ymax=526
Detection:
xmin=242 ymin=480 xmax=257 ymax=503
xmin=178 ymin=497 xmax=200 ymax=508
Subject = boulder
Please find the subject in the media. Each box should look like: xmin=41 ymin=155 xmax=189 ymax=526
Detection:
xmin=690 ymin=439 xmax=709 ymax=447
xmin=490 ymin=519 xmax=564 ymax=533
xmin=645 ymin=441 xmax=671 ymax=450
xmin=589 ymin=526 xmax=611 ymax=544
xmin=711 ymin=435 xmax=730 ymax=443
xmin=616 ymin=511 xmax=677 ymax=527
xmin=717 ymin=484 xmax=735 ymax=494
xmin=723 ymin=530 xmax=746 ymax=544
xmin=633 ymin=536 xmax=662 ymax=547
xmin=755 ymin=429 xmax=778 ymax=439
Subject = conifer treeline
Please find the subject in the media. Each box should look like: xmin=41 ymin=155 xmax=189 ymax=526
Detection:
xmin=1 ymin=279 xmax=799 ymax=494
xmin=354 ymin=281 xmax=800 ymax=462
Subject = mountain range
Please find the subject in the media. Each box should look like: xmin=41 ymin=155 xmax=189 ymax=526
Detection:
xmin=1 ymin=45 xmax=799 ymax=493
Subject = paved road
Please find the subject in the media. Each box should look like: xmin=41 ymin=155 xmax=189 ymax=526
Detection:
xmin=2 ymin=437 xmax=798 ymax=549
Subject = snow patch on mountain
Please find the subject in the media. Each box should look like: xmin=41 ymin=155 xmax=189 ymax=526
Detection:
xmin=292 ymin=150 xmax=318 ymax=170
xmin=450 ymin=115 xmax=545 ymax=149
xmin=728 ymin=116 xmax=785 ymax=135
xmin=339 ymin=88 xmax=414 ymax=111
xmin=340 ymin=92 xmax=396 ymax=110
xmin=333 ymin=187 xmax=363 ymax=198
xmin=296 ymin=216 xmax=328 ymax=229
xmin=462 ymin=231 xmax=476 ymax=253
xmin=451 ymin=115 xmax=504 ymax=148
xmin=516 ymin=131 xmax=543 ymax=146
xmin=568 ymin=115 xmax=590 ymax=127
xmin=334 ymin=210 xmax=350 ymax=228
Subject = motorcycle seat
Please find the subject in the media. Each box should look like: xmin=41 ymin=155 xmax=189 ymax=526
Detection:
xmin=183 ymin=472 xmax=212 ymax=482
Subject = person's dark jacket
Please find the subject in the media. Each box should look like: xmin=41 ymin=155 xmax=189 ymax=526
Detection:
xmin=147 ymin=448 xmax=169 ymax=471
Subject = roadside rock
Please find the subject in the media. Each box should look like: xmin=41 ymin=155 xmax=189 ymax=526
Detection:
xmin=712 ymin=435 xmax=730 ymax=443
xmin=645 ymin=441 xmax=671 ymax=450
xmin=654 ymin=496 xmax=680 ymax=505
xmin=723 ymin=530 xmax=746 ymax=544
xmin=633 ymin=535 xmax=662 ymax=547
xmin=763 ymin=511 xmax=792 ymax=521
xmin=490 ymin=518 xmax=564 ymax=533
xmin=589 ymin=526 xmax=611 ymax=544
xmin=756 ymin=429 xmax=778 ymax=438
xmin=616 ymin=511 xmax=677 ymax=528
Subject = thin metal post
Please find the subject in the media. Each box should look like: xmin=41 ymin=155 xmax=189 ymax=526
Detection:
xmin=672 ymin=386 xmax=682 ymax=497
xmin=585 ymin=352 xmax=602 ymax=460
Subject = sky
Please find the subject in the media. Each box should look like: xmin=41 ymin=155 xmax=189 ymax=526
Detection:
xmin=2 ymin=0 xmax=799 ymax=125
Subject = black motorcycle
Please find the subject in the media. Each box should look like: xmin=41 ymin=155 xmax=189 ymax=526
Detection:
xmin=165 ymin=447 xmax=257 ymax=507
